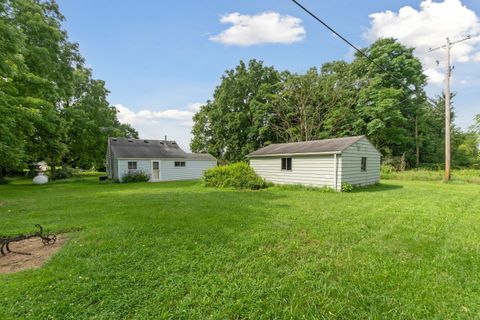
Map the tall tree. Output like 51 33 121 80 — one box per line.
472 114 480 133
351 38 428 164
271 68 326 142
63 68 138 169
191 60 281 162
0 0 139 174
0 0 30 175
1 0 78 169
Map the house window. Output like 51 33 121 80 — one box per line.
281 158 292 171
361 157 367 172
174 161 186 167
128 161 137 170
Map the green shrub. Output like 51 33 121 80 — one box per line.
50 167 74 180
341 182 353 192
380 164 396 174
203 162 268 190
0 177 9 185
122 171 150 183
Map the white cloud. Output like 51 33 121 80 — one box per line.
210 12 305 46
186 102 203 112
364 0 480 84
114 103 205 152
424 68 444 84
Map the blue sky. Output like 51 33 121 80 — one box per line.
57 0 480 150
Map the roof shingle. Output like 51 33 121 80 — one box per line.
109 138 215 160
247 136 365 157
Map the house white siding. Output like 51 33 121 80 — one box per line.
160 160 217 181
341 138 381 186
116 159 216 182
117 159 152 181
250 154 342 190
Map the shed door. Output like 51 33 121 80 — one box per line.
152 161 160 180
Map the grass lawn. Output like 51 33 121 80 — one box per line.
1 175 480 319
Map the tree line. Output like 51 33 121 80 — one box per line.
191 38 479 169
0 0 137 177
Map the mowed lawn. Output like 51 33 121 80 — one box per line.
1 176 480 319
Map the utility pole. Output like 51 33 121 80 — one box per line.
428 35 471 182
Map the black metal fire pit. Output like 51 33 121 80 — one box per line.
0 224 56 255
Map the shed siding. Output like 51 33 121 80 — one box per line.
250 155 341 189
160 160 216 181
117 159 152 181
341 138 380 186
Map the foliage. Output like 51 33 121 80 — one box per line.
470 114 480 134
380 164 396 175
191 60 281 162
0 0 138 176
191 39 478 168
121 171 150 183
2 177 480 318
341 182 354 192
49 167 74 180
203 162 268 190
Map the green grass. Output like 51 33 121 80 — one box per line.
1 175 480 319
382 168 480 184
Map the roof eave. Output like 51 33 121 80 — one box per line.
246 151 342 158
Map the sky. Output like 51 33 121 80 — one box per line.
57 0 480 151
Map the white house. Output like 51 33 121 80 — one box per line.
106 137 217 182
247 136 381 191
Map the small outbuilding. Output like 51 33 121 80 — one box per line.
247 135 381 191
106 137 216 182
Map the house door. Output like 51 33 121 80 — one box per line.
152 161 160 180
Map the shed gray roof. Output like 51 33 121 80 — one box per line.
109 137 216 160
247 136 366 157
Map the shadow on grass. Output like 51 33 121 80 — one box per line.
352 182 403 193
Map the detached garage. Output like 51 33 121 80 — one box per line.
247 136 381 191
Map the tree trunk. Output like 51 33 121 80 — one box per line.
415 114 420 167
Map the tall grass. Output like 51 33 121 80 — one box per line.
382 168 480 183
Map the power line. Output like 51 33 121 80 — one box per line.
290 0 434 105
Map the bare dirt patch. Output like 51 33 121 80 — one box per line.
0 235 67 274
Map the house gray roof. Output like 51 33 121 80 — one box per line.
247 136 366 157
109 137 216 160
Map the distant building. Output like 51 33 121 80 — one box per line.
106 137 216 182
247 136 381 191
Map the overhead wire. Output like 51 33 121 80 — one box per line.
290 0 437 107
